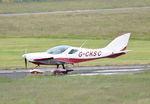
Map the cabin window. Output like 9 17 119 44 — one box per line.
68 49 78 54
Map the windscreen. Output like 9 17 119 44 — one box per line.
47 45 71 54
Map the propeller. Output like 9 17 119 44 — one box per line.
24 57 27 69
24 48 28 69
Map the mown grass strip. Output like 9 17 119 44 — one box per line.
0 8 150 40
0 72 150 104
0 0 150 13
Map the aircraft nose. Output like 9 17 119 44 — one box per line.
22 54 29 60
22 52 51 62
22 54 32 61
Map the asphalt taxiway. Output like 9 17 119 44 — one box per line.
0 64 150 78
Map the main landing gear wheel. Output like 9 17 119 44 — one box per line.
51 69 74 75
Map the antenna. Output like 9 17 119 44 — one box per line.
80 40 87 48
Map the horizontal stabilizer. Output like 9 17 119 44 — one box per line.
106 50 131 58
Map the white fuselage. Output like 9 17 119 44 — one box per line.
23 47 113 65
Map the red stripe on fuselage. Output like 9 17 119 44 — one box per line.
55 57 100 64
120 46 127 51
106 53 125 58
56 52 126 63
31 53 126 65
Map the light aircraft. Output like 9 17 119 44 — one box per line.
22 33 131 74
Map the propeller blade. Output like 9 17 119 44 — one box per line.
25 57 27 69
24 48 28 69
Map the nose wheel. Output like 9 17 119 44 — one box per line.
29 65 43 75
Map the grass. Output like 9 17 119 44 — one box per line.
0 0 150 14
0 38 149 69
0 1 150 104
0 8 150 40
0 72 150 104
0 1 149 104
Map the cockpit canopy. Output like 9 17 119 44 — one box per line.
47 45 71 54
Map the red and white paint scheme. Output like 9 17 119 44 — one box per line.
23 33 131 74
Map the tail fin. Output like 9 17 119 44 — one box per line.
104 33 131 51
